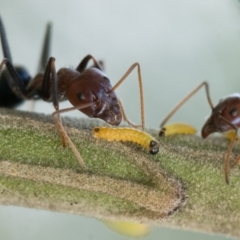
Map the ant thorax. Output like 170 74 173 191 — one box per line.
219 93 240 103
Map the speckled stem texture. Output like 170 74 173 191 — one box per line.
0 108 239 238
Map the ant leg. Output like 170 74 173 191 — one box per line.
0 16 12 62
41 58 96 169
41 57 66 146
52 102 95 169
218 115 238 184
38 22 52 73
231 155 240 169
118 99 142 129
109 63 145 131
27 22 52 112
27 23 52 99
229 132 240 169
160 81 214 128
76 55 103 72
52 110 86 169
0 58 29 98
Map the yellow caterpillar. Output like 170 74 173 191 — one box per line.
159 123 197 137
93 127 159 154
224 130 240 142
102 220 151 238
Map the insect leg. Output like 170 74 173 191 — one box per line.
26 22 53 111
231 155 240 169
0 58 29 98
41 58 95 169
52 102 96 169
118 99 142 129
41 57 66 146
160 81 213 128
109 63 145 131
218 115 238 184
25 23 53 100
76 54 103 72
0 16 12 62
38 22 52 73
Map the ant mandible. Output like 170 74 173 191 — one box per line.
159 81 240 184
0 43 145 169
0 16 52 108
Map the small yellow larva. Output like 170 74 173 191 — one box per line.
102 220 151 238
159 123 197 137
93 127 159 154
224 130 239 142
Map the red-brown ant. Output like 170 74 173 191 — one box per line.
0 16 52 107
0 44 145 169
159 81 240 184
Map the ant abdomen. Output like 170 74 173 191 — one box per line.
0 66 31 107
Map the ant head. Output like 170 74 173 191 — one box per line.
202 94 240 138
66 68 122 125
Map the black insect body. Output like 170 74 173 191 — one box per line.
0 16 52 107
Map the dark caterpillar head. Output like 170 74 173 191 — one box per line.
149 140 159 154
94 127 100 133
159 127 166 137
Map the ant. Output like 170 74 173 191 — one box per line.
0 29 145 169
0 16 52 108
159 81 240 184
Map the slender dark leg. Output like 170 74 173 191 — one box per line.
109 63 145 131
76 55 103 72
38 22 52 73
27 22 52 110
0 58 29 98
160 81 213 128
41 57 65 144
41 57 64 147
118 100 142 129
41 57 58 106
0 16 12 62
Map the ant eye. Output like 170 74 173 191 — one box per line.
103 76 110 83
230 108 238 117
77 93 85 100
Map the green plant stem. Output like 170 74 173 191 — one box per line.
0 108 239 238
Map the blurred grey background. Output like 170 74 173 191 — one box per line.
1 0 240 239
